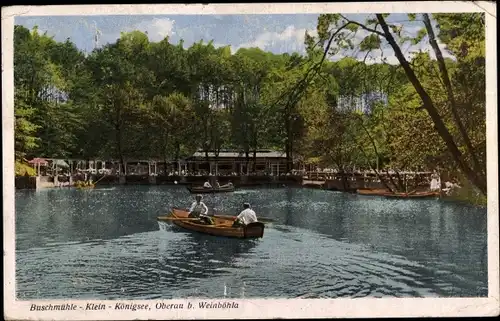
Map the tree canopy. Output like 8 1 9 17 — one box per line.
13 13 486 196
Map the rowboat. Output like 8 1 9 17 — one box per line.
157 208 265 239
186 185 235 194
74 181 95 189
76 185 95 190
357 189 392 196
383 191 440 199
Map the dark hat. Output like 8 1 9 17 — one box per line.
196 194 203 198
243 202 250 208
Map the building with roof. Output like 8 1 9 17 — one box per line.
185 149 288 175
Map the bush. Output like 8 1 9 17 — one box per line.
15 161 36 177
447 174 487 207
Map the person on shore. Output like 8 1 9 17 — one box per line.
203 181 212 188
430 170 441 192
232 203 258 227
188 194 209 218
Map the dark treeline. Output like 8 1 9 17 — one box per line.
14 13 486 198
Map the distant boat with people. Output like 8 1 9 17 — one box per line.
187 182 235 194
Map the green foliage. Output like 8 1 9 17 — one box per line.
13 13 487 202
15 160 37 176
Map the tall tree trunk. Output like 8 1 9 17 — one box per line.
376 14 486 196
245 149 250 175
163 155 168 177
116 126 124 175
422 14 483 178
253 149 257 173
175 141 181 173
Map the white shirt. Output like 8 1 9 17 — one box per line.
236 208 258 225
189 201 208 215
203 182 212 188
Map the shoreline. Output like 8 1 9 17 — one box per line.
15 175 486 207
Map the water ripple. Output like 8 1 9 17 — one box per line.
15 186 488 299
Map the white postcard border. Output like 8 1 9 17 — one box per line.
2 2 498 320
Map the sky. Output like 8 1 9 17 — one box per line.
15 13 454 65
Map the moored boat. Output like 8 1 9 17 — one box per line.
74 180 95 189
76 185 95 189
383 191 440 199
157 208 265 239
186 185 235 194
356 189 392 196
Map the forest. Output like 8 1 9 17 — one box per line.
13 13 486 201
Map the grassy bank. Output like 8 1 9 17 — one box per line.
445 176 487 207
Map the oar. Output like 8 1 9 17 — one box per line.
93 174 107 185
157 216 200 221
171 207 275 223
157 215 233 227
212 214 275 223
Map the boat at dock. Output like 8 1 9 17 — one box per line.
357 189 440 199
157 208 265 239
383 191 440 199
186 185 235 194
74 181 95 189
357 189 392 196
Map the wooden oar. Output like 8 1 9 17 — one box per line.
213 214 275 223
171 207 275 223
157 215 234 227
157 216 200 221
93 174 108 185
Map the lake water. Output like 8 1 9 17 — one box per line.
15 185 488 299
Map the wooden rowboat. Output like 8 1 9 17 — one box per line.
75 184 95 190
383 191 440 199
157 208 265 239
356 189 392 196
357 189 439 199
186 185 235 194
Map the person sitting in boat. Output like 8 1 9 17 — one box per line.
221 181 233 188
232 203 258 227
189 194 209 218
215 181 220 188
188 195 214 225
203 181 212 188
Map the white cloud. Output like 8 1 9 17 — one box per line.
133 18 176 42
100 18 176 45
233 25 317 54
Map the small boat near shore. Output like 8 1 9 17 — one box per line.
157 208 265 239
357 189 440 199
357 189 392 196
186 185 235 194
74 181 95 189
383 191 440 199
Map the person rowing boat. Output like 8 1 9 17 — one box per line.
188 194 214 225
203 181 212 188
232 202 258 227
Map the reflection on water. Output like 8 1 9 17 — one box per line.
15 186 487 299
